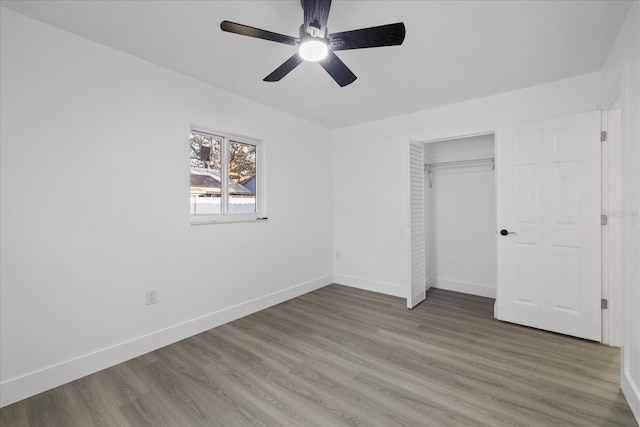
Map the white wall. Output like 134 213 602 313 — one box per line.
424 135 496 298
0 9 333 407
600 1 640 421
333 72 600 298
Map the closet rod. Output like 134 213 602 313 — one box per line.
424 157 494 188
425 157 495 169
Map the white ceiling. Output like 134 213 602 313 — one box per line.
0 0 632 129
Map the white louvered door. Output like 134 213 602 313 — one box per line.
495 112 601 341
408 141 426 309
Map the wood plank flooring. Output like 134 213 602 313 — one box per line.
1 285 637 426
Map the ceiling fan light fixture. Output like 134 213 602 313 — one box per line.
299 37 328 62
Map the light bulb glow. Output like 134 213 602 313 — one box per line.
299 38 328 62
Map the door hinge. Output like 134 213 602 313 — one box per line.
601 214 608 225
601 298 608 310
601 131 608 142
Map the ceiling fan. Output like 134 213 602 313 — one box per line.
220 0 405 87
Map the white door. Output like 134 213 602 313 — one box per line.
408 141 426 308
495 112 601 341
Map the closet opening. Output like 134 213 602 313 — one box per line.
423 133 497 299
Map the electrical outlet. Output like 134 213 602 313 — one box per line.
146 289 158 305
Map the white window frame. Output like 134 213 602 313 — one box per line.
190 126 266 225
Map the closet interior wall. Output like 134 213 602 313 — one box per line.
424 134 497 298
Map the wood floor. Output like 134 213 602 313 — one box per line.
1 285 637 427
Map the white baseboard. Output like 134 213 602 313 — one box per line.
0 275 332 408
333 274 406 298
429 277 496 298
622 370 640 424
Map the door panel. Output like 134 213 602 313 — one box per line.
515 243 538 305
496 112 601 341
408 141 426 309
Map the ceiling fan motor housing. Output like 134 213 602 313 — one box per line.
303 21 325 38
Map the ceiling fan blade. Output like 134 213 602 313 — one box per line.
220 21 299 46
263 54 305 82
319 50 356 87
301 0 332 37
329 22 406 51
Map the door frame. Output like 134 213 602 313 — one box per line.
408 131 496 309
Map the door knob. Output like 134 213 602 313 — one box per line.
500 229 517 236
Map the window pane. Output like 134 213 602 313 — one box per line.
190 131 223 215
228 140 256 214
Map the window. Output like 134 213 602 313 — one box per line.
190 128 264 223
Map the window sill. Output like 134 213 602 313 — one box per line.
190 217 268 225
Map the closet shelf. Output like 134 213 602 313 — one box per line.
424 157 494 188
